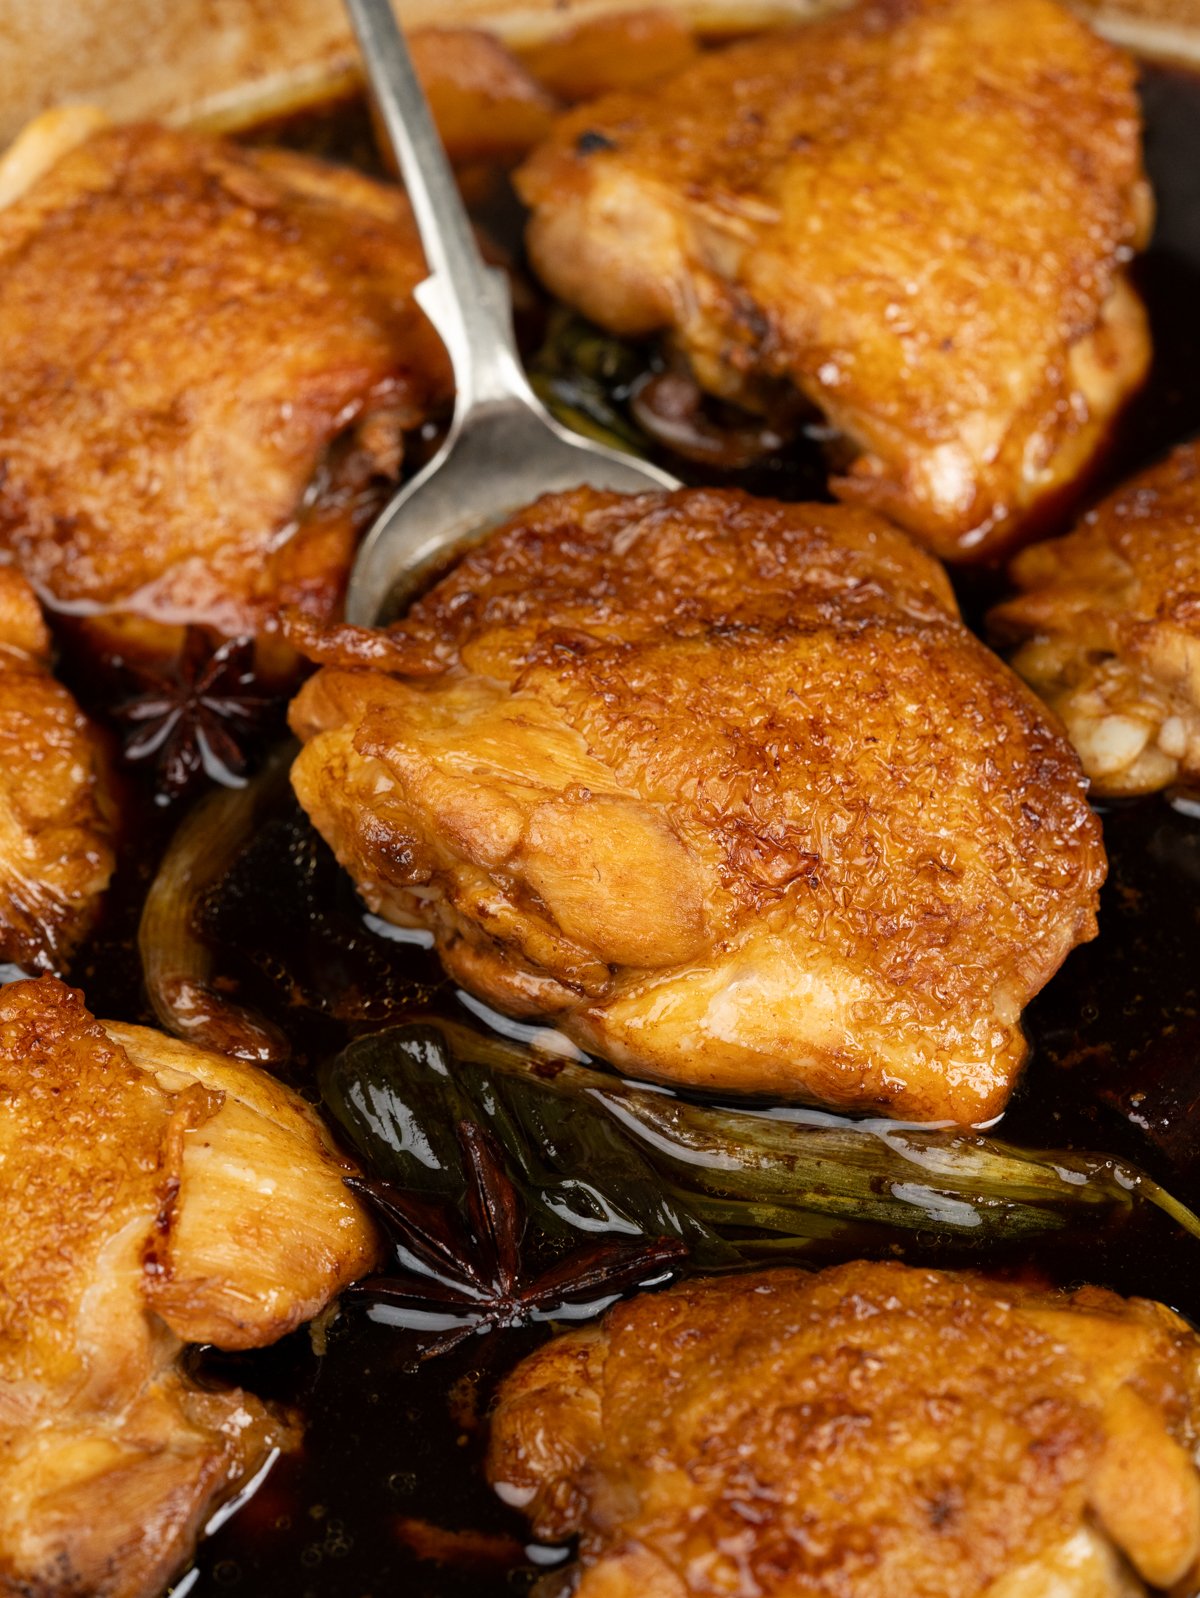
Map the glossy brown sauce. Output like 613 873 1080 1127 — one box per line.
62 62 1200 1598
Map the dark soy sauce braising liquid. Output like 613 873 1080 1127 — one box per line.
106 64 1200 1598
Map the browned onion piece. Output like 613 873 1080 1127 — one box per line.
139 746 293 1063
629 368 789 468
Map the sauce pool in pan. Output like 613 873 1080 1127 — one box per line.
67 61 1200 1598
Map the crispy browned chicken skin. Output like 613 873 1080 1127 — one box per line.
991 441 1200 795
289 487 1104 1123
0 977 381 1598
489 1262 1200 1598
516 0 1152 560
0 568 114 970
0 109 449 672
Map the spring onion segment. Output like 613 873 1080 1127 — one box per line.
322 1019 1200 1267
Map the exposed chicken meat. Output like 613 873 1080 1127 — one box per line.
0 109 450 674
0 567 114 971
488 1261 1200 1598
288 487 1104 1124
516 0 1152 560
0 976 381 1598
991 440 1200 795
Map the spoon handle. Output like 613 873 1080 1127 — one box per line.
343 0 534 411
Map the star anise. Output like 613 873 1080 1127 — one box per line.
112 628 280 803
346 1119 688 1358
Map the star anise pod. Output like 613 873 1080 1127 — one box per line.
112 628 280 803
346 1119 688 1358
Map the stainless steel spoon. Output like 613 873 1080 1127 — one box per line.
341 0 678 627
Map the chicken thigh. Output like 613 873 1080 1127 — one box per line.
990 441 1200 795
0 567 114 971
0 976 381 1598
0 108 450 674
488 1261 1200 1598
516 0 1151 560
289 487 1104 1123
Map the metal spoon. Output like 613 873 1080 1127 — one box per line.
341 0 678 627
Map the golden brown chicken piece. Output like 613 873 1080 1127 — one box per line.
288 487 1104 1123
489 1262 1200 1598
0 976 381 1598
516 0 1152 561
0 567 115 971
990 441 1200 796
0 107 450 674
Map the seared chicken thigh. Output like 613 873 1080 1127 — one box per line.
488 1262 1200 1598
0 568 114 970
991 441 1200 794
0 109 449 672
0 977 380 1598
516 0 1151 560
289 488 1104 1123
